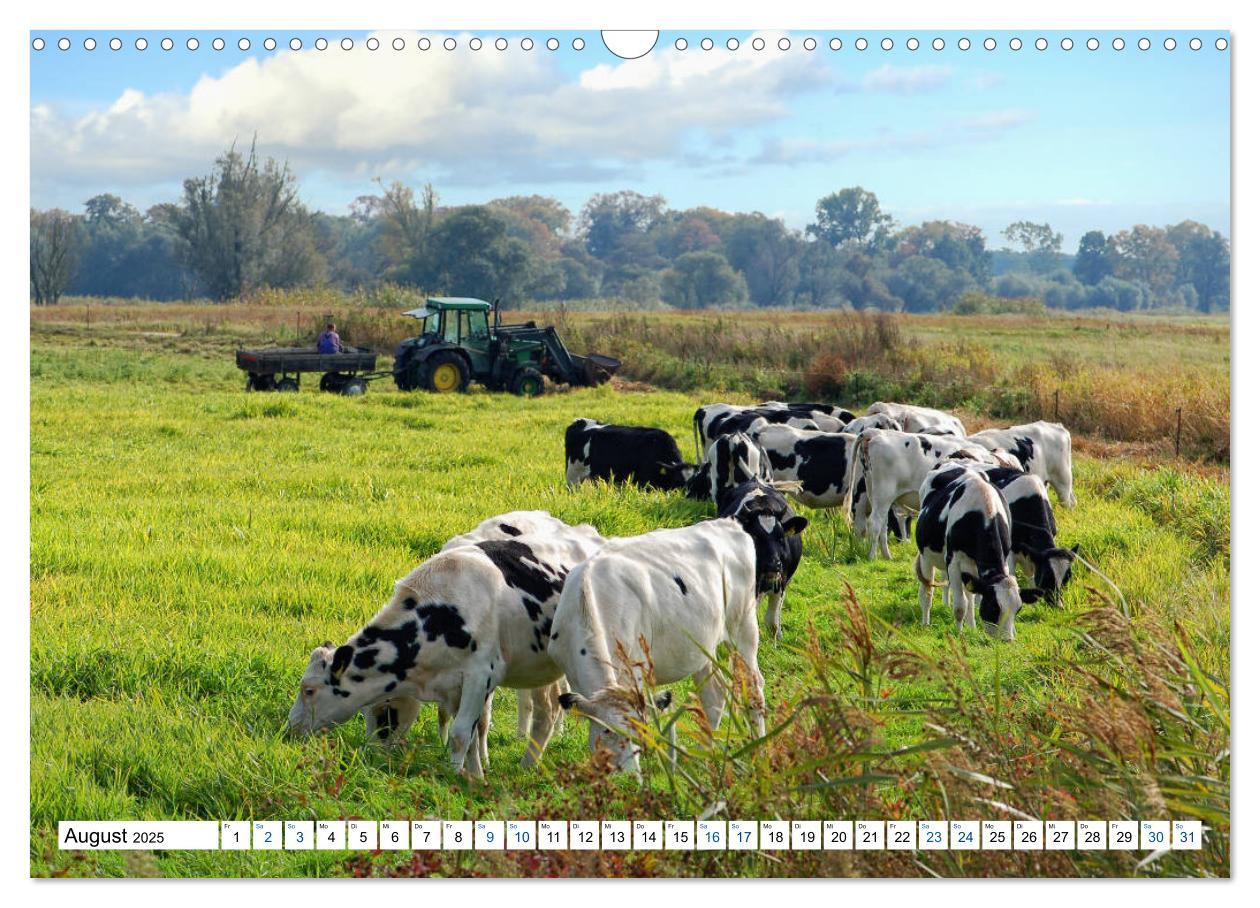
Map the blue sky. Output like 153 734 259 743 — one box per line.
29 29 1230 248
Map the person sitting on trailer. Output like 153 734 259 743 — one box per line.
317 322 343 354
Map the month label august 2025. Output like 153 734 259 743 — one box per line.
57 819 1204 852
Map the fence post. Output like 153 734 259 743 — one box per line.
1175 407 1183 459
1053 388 1060 422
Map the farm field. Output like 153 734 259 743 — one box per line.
30 307 1230 878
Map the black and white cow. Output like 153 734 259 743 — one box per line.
715 480 806 640
842 412 902 435
914 467 1043 640
288 528 603 777
967 421 1076 507
848 430 1014 559
867 402 966 437
921 464 1077 603
550 510 806 773
686 432 775 502
362 511 602 752
744 422 860 511
566 419 696 491
692 402 854 459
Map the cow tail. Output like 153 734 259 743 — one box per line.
839 434 866 525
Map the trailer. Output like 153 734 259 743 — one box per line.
235 347 380 395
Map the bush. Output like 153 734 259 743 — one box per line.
951 290 1046 316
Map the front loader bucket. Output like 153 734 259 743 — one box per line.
572 353 621 386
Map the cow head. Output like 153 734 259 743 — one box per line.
683 461 713 500
559 688 673 774
727 489 808 594
1032 544 1078 605
287 640 400 735
655 460 698 491
963 570 1043 642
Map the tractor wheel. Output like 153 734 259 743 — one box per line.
276 378 300 393
508 365 545 398
424 352 470 393
341 377 368 397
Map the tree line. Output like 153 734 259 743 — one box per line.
30 144 1230 313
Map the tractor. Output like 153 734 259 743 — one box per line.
391 297 620 396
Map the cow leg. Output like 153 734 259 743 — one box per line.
916 557 934 627
448 658 505 778
730 607 767 738
764 590 785 642
436 705 452 744
521 683 563 768
516 690 533 738
693 664 727 731
477 704 491 771
866 506 887 560
947 562 969 634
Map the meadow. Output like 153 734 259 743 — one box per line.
30 303 1230 878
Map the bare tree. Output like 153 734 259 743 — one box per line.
30 208 80 304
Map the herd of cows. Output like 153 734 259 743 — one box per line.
288 399 1081 776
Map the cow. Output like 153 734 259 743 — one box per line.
967 421 1077 507
361 511 602 752
566 419 696 491
842 412 902 435
692 402 854 459
686 431 775 502
715 480 806 640
744 421 860 511
914 467 1043 640
288 529 603 778
867 402 966 437
550 510 807 773
847 430 1013 559
921 463 1077 604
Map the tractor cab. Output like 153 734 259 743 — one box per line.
391 295 619 396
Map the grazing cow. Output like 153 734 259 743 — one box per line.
967 421 1077 506
362 511 601 751
715 480 806 640
848 430 1011 559
745 422 860 511
842 412 902 435
551 512 807 773
566 419 696 491
686 432 775 501
914 468 1043 640
693 402 854 459
922 463 1077 603
289 530 603 777
867 402 966 437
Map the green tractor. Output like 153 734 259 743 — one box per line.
391 297 621 396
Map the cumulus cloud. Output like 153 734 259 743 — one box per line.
31 30 834 197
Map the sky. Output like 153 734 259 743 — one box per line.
29 29 1231 249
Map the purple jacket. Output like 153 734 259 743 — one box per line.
317 330 342 354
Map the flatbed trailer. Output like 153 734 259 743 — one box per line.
235 347 383 395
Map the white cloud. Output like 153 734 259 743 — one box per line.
859 64 953 94
31 30 833 199
752 108 1035 166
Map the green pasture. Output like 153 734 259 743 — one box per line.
30 341 1229 877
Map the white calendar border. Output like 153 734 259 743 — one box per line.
9 0 1247 905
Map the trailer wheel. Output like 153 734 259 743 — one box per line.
247 373 276 392
319 372 347 393
341 377 368 396
276 378 300 393
509 365 545 398
424 351 470 393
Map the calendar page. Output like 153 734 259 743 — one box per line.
26 11 1231 883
